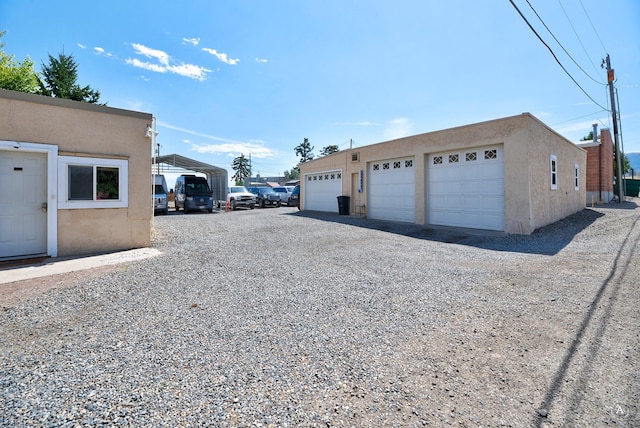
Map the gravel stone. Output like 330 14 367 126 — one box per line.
1 200 639 427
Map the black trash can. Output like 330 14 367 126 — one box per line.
337 196 350 215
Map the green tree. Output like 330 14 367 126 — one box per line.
580 131 594 141
320 144 339 156
0 31 41 93
284 168 300 181
39 52 101 103
614 152 631 177
231 154 251 184
294 137 314 171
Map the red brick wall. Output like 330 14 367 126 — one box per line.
585 129 613 194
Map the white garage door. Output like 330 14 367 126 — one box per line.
304 170 342 212
428 146 504 231
368 157 415 223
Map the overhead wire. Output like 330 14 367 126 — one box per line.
555 0 606 81
525 0 605 84
549 109 608 127
508 0 609 111
578 0 607 53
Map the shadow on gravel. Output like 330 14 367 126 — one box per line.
592 199 638 210
290 208 605 255
533 211 640 426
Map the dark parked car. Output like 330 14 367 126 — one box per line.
289 185 300 209
247 187 281 208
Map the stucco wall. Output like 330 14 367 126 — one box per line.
524 115 586 232
300 113 586 235
0 89 152 257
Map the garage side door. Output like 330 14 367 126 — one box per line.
428 147 504 231
304 170 342 212
368 157 415 223
0 151 48 257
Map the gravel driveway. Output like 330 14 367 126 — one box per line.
1 201 639 427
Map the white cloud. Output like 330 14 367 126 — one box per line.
159 121 239 143
256 58 268 63
555 117 610 136
182 37 200 46
131 43 170 65
77 43 86 49
126 58 167 74
127 43 211 81
191 142 276 159
383 117 414 140
168 63 211 81
157 121 277 158
202 48 239 65
92 46 115 58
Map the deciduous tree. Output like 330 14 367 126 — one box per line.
0 32 40 94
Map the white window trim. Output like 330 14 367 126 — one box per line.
550 154 558 190
58 155 128 209
574 162 580 191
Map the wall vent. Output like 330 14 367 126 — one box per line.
351 152 360 162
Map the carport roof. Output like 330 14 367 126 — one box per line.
154 154 227 177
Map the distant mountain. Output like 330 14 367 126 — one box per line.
627 153 640 174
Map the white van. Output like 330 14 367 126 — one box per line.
153 174 169 215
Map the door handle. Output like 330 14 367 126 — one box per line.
41 202 48 213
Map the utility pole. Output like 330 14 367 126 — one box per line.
605 54 624 202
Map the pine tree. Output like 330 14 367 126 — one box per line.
39 52 101 103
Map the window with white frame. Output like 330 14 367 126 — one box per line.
58 156 128 209
574 163 579 190
550 154 558 190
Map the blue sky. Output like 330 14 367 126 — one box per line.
2 0 639 181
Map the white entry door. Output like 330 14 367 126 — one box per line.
0 151 48 257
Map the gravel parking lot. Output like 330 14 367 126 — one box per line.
1 201 639 427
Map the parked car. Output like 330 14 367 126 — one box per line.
247 186 281 208
271 186 292 204
174 174 213 213
227 186 256 210
289 185 300 209
153 174 169 215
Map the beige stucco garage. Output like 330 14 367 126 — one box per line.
0 89 153 259
299 113 587 235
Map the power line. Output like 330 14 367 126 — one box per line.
525 0 604 85
549 109 608 126
508 0 609 111
578 0 607 53
555 0 606 82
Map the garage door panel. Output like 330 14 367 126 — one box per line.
427 146 504 231
305 171 342 212
369 157 415 223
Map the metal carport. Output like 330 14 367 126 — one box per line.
154 154 228 203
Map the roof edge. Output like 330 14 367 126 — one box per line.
0 89 152 121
